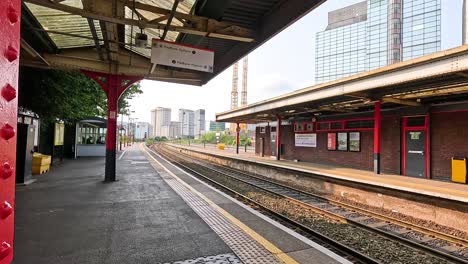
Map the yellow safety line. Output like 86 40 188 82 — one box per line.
141 144 299 264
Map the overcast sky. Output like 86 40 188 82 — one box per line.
128 0 462 127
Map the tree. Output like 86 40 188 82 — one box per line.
19 68 142 124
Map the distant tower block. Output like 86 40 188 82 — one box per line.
231 62 239 110
241 56 248 107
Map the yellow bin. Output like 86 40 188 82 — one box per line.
217 143 225 150
451 157 467 184
32 153 51 166
32 153 51 175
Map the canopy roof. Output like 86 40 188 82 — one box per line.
216 45 468 124
20 0 325 85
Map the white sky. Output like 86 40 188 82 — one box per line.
128 0 462 128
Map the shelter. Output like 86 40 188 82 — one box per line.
1 1 327 262
217 45 468 181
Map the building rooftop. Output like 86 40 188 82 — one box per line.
326 1 367 30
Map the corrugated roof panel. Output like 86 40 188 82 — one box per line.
124 0 196 58
26 0 104 49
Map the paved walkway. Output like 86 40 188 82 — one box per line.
14 144 346 264
14 146 232 263
169 143 468 203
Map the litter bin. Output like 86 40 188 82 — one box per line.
32 153 51 175
451 157 467 184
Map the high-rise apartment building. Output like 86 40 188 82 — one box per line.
150 107 171 137
315 0 441 84
134 122 151 140
194 109 206 139
169 121 181 138
179 109 194 137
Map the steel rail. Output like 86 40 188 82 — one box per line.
214 162 468 247
151 145 379 264
159 145 468 264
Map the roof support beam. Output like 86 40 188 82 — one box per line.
161 0 179 40
87 19 105 61
24 0 255 42
27 53 202 85
382 97 422 106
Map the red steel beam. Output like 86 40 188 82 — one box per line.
0 1 21 263
81 70 142 181
374 101 382 174
276 116 282 161
236 123 240 154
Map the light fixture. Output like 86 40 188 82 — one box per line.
135 29 148 48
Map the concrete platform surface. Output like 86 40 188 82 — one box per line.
13 144 347 264
169 143 468 203
14 146 232 264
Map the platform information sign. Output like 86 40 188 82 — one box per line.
151 39 214 73
54 123 65 146
295 133 317 148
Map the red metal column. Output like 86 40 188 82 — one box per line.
82 71 141 182
105 76 119 181
374 101 382 174
276 116 282 161
0 1 21 263
236 123 240 154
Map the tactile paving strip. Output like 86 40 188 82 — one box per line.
162 253 242 264
160 174 283 264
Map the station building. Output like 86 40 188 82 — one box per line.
217 46 468 182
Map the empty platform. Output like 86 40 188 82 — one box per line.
168 143 468 203
13 144 346 264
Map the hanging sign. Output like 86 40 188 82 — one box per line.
295 133 317 147
151 39 214 73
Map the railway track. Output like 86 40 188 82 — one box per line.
152 144 468 264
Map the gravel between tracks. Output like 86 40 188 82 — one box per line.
175 159 450 264
245 170 468 240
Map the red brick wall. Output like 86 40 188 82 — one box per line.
253 111 467 180
280 125 374 170
431 111 468 180
381 116 401 174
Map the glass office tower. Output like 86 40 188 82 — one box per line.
315 0 441 84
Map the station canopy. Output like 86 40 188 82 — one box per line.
216 45 468 124
20 0 325 86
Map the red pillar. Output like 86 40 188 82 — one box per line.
82 71 141 181
276 116 282 161
374 101 382 174
236 123 240 154
0 1 21 263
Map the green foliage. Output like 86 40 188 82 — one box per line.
145 138 155 146
154 136 168 142
199 131 252 146
19 68 142 125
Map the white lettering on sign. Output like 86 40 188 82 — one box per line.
151 39 214 73
295 133 317 148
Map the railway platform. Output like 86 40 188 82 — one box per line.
13 144 347 264
168 143 468 203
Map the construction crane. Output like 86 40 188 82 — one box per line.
241 56 248 107
231 62 239 110
229 56 249 132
